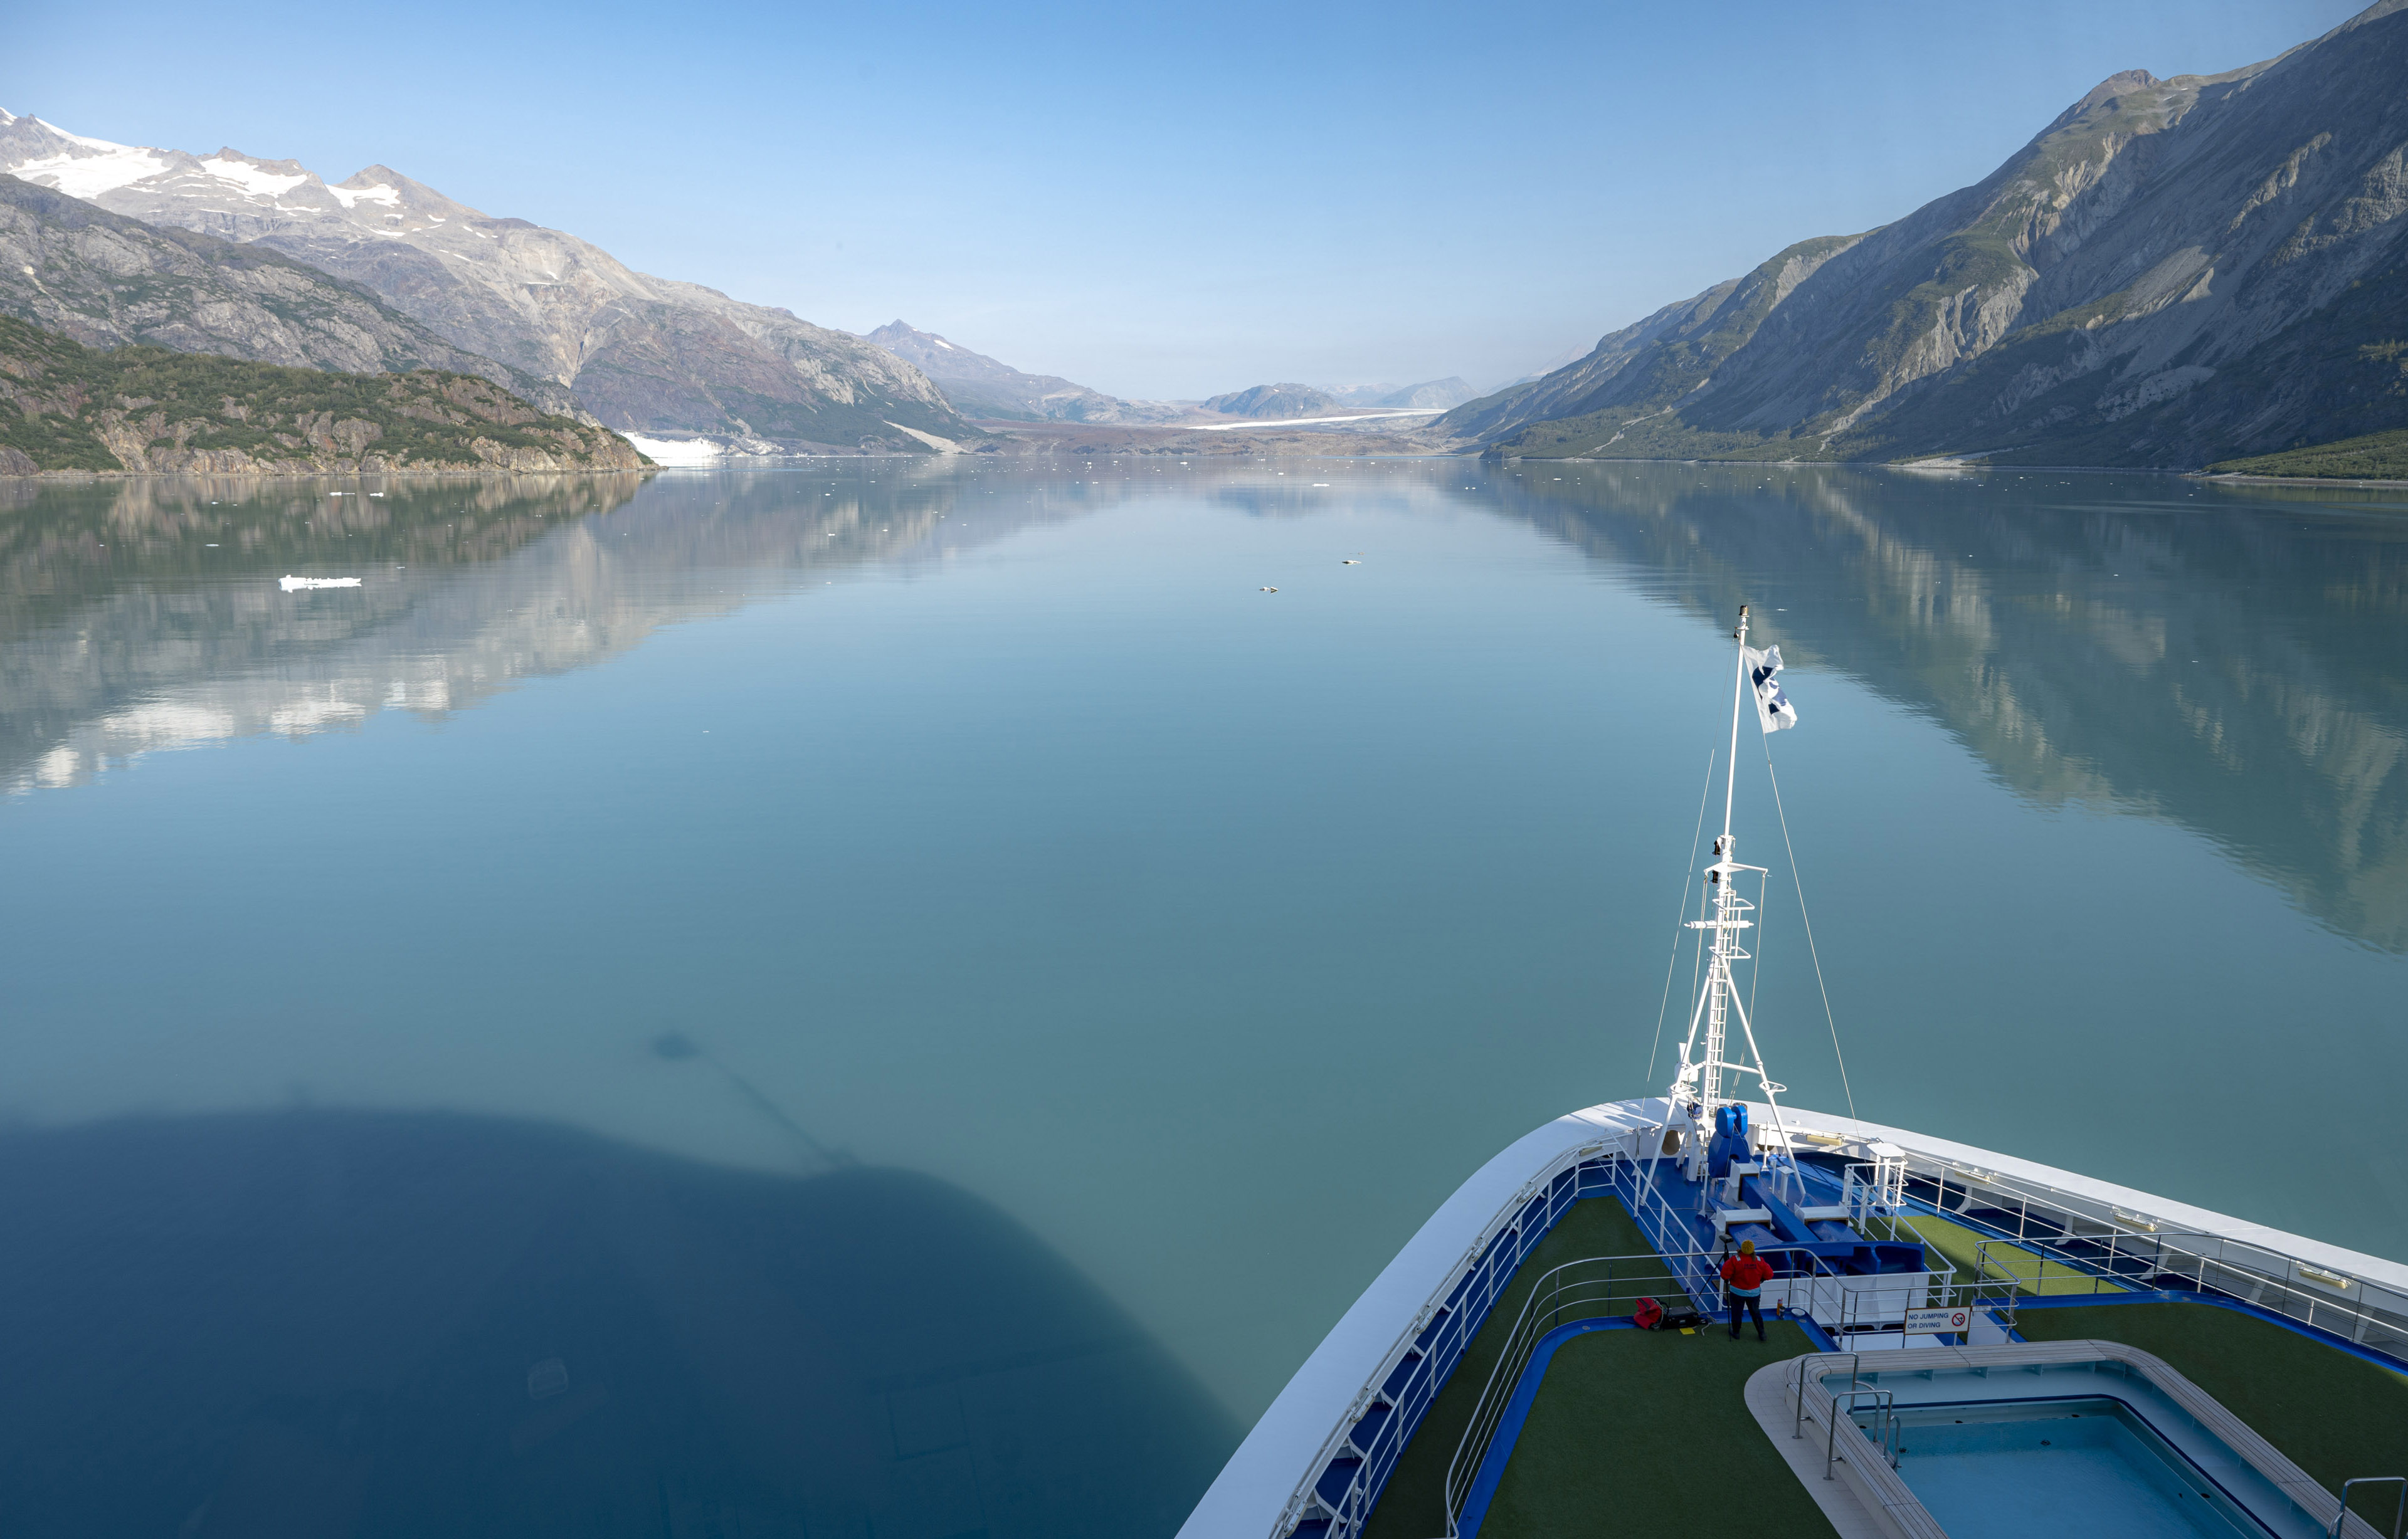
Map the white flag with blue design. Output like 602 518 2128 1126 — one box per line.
1745 645 1798 732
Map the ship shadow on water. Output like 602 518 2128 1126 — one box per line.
0 1110 1236 1539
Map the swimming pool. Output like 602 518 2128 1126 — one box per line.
1884 1394 2303 1539
1795 1344 2348 1539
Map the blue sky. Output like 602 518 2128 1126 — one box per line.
4 0 2367 399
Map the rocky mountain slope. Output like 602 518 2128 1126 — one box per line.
1201 382 1341 419
862 320 1191 424
0 112 975 453
0 315 647 475
0 175 576 413
1434 0 2408 467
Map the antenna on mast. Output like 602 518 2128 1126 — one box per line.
1721 605 1748 845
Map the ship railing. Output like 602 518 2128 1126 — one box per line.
1774 1264 1963 1335
1272 1143 1637 1539
1439 1242 1888 1538
1607 1155 1727 1308
1841 1157 1908 1229
1884 1155 2408 1360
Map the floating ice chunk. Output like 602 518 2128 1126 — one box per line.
280 575 362 591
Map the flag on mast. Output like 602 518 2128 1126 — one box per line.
1745 645 1798 732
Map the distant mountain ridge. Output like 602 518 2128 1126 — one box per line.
0 112 976 453
1202 382 1341 419
1434 0 2408 467
861 321 1191 424
1326 378 1476 409
860 325 1475 425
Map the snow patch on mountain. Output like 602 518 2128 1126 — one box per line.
198 155 309 199
6 118 171 200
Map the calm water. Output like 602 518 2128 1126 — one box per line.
1 460 2403 1535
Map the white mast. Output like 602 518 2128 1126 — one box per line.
1668 605 1794 1186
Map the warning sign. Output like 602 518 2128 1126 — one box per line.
1904 1306 1973 1335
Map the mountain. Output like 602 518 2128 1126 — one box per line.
1486 345 1592 394
865 320 1107 421
856 330 1471 423
1434 0 2408 468
860 320 1198 424
0 315 647 475
1326 378 1477 409
0 112 976 453
1202 382 1341 419
0 175 578 413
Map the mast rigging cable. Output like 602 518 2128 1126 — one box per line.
1646 750 1716 1086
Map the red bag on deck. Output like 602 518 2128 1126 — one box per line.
1632 1296 1665 1330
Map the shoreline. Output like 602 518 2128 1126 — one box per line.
2192 470 2408 489
1484 452 2408 488
0 465 658 483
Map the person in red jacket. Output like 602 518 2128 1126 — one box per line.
1721 1239 1775 1340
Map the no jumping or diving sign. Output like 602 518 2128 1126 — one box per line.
1903 1306 1973 1334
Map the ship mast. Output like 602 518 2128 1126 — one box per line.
1668 605 1795 1188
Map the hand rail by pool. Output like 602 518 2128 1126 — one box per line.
2333 1476 2407 1539
1795 1350 1857 1439
1825 1386 1898 1479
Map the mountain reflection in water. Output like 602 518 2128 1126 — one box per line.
0 468 1094 796
1488 464 2408 952
0 1110 1233 1538
13 463 2396 951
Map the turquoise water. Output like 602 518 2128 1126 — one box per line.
1 459 2404 1533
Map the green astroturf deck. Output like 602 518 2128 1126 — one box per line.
1361 1195 1657 1539
1897 1212 2125 1296
1476 1321 1837 1539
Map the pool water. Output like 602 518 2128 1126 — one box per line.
1888 1399 2273 1539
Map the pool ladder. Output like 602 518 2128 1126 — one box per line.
1825 1389 1900 1479
1793 1355 1901 1481
2332 1476 2406 1539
